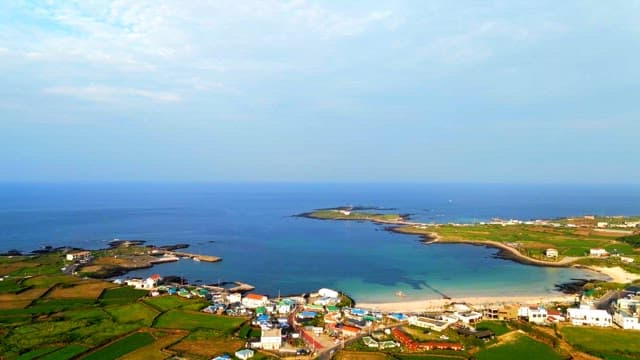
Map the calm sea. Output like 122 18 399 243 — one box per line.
1 182 639 302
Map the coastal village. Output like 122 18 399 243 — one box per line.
1 211 640 360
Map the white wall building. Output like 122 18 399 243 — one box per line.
227 293 242 304
242 293 269 309
260 328 282 350
518 306 548 324
454 311 483 324
614 311 640 330
590 248 609 257
318 288 339 299
567 307 612 327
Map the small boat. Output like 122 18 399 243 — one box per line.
193 257 201 262
395 291 406 297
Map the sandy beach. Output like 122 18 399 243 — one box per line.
583 266 640 284
357 293 578 313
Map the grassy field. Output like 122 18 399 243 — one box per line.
99 286 148 305
153 310 245 333
119 330 187 360
561 326 640 359
105 302 159 326
144 295 208 311
475 321 511 336
15 347 60 360
475 334 564 360
170 329 245 359
396 223 639 261
47 280 117 300
81 332 155 360
334 351 390 360
39 344 89 360
307 209 405 222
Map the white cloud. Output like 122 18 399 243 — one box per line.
44 85 181 103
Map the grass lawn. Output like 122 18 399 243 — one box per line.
105 302 159 326
153 310 244 333
22 275 78 288
119 330 187 360
334 351 391 360
170 330 244 359
475 334 563 360
81 332 155 360
475 320 511 336
15 347 60 360
99 286 148 305
144 295 207 312
47 280 116 300
39 344 89 360
394 356 466 360
561 326 640 359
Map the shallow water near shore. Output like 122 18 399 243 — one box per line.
1 182 638 302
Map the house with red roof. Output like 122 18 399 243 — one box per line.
242 293 269 309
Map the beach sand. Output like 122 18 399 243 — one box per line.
586 266 640 284
357 293 577 313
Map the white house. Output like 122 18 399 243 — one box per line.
621 257 635 264
545 248 559 258
590 248 609 257
66 251 91 261
227 293 242 304
567 306 612 327
454 311 483 324
144 274 162 289
518 306 548 324
318 288 339 299
408 316 451 332
242 293 269 309
125 278 145 289
613 311 640 330
235 349 255 360
260 328 282 350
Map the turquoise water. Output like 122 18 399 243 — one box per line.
1 182 636 302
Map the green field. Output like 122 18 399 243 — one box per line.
39 344 89 360
144 295 207 312
105 302 159 326
475 321 511 336
475 334 563 360
307 209 405 222
153 310 244 333
81 332 155 360
561 326 640 359
15 347 60 360
99 286 148 305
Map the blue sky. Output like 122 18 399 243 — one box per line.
1 1 639 182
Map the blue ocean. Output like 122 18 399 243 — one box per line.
1 182 639 302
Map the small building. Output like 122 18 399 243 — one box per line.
621 256 635 264
408 316 451 332
125 278 145 289
590 248 609 257
614 311 640 330
66 251 91 261
235 349 254 360
318 288 340 299
243 293 269 309
545 248 559 258
341 325 360 337
144 274 162 289
454 311 483 324
567 307 612 327
260 328 282 350
457 327 494 340
518 306 548 324
226 293 242 304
